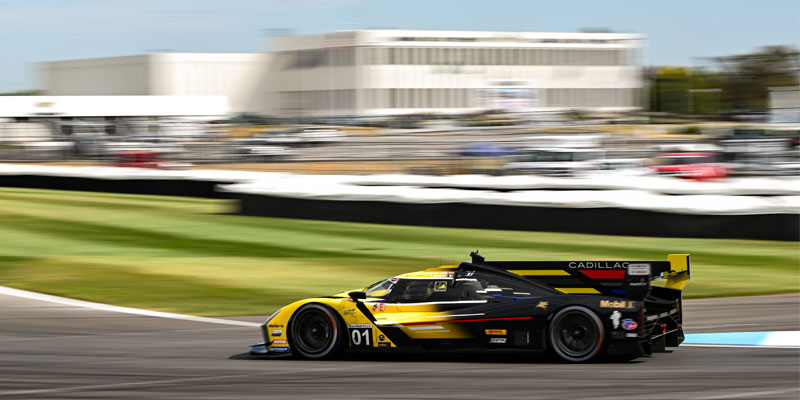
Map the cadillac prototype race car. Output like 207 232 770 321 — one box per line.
249 252 691 362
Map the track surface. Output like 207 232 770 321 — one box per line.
1 293 798 399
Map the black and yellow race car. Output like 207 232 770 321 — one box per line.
249 252 690 362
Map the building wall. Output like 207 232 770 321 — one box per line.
769 86 800 125
43 53 267 113
42 30 646 118
0 96 229 118
148 53 267 113
44 55 150 95
266 30 644 117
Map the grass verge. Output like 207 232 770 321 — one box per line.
0 187 797 316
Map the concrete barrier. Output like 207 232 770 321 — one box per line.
0 174 231 198
233 192 799 241
1 164 796 241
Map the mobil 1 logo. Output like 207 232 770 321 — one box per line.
348 324 373 348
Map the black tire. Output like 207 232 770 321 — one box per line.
549 306 605 362
288 304 345 359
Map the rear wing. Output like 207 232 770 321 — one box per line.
464 252 690 299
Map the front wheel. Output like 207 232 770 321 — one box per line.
288 304 344 359
549 306 605 362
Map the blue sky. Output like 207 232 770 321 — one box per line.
0 0 797 92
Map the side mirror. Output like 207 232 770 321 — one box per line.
348 291 367 301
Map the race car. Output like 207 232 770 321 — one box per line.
249 252 690 362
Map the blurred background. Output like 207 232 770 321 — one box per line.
0 1 796 177
0 0 797 315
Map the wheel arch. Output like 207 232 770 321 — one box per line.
547 304 608 362
286 302 348 359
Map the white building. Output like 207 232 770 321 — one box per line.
769 86 800 126
0 95 230 141
263 30 645 117
40 30 645 118
42 53 267 113
0 95 229 119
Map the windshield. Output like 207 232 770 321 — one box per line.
365 278 396 298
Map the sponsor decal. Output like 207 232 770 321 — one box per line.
372 304 378 312
627 263 651 276
625 333 639 338
489 337 507 344
343 308 356 312
536 301 548 310
434 281 448 292
610 310 621 329
378 334 386 341
621 319 638 331
269 346 290 352
378 342 391 348
628 282 649 286
569 261 629 269
348 324 373 329
485 329 507 335
268 324 283 328
379 303 385 312
600 300 637 309
271 329 283 337
272 339 287 344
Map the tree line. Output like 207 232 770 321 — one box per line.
647 46 799 116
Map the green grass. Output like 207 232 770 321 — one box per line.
0 187 797 316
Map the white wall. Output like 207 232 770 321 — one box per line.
42 53 267 113
149 53 268 113
44 55 150 95
0 96 229 118
266 30 644 117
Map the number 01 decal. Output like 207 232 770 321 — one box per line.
349 328 372 347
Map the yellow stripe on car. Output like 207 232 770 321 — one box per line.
508 270 571 276
555 287 601 294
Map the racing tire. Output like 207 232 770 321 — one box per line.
549 306 605 363
288 304 345 359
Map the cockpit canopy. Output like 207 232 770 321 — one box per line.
365 269 558 303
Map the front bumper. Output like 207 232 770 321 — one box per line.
248 342 292 357
249 342 269 355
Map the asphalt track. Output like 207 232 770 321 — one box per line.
0 292 798 399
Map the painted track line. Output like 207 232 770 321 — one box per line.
691 387 800 400
0 286 260 328
684 330 800 348
682 343 800 349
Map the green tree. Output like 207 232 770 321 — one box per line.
648 67 691 114
0 89 43 96
715 46 799 111
688 69 724 116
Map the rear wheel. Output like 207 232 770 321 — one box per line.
549 306 605 362
289 304 344 359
